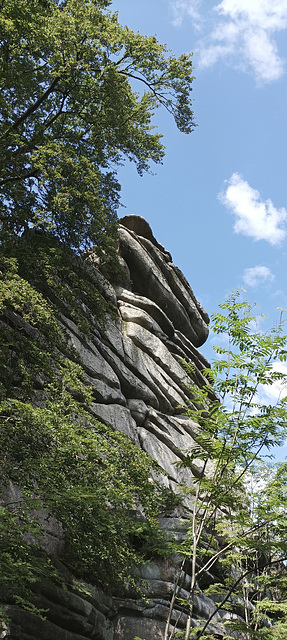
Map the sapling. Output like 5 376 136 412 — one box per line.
164 291 287 640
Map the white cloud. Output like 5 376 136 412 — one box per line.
258 362 287 405
216 0 287 30
170 0 287 84
243 265 275 287
219 173 287 245
170 0 202 27
243 29 284 84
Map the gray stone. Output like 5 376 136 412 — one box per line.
150 411 197 437
2 216 223 640
120 214 172 260
89 330 161 409
114 616 167 640
158 516 189 534
90 403 140 444
118 226 203 346
122 331 187 410
8 595 114 640
193 593 220 620
118 223 209 346
136 561 161 581
35 511 64 555
138 427 198 486
1 483 64 556
66 328 121 389
145 412 202 473
125 322 191 392
127 398 148 426
86 375 126 405
115 287 175 338
119 301 167 341
101 314 125 359
83 252 118 306
174 329 210 371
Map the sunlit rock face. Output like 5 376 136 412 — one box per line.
87 216 211 490
4 217 226 640
118 215 209 349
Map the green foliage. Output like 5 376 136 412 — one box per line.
1 231 116 336
0 251 167 616
0 0 195 251
0 504 59 612
0 398 163 588
164 291 287 640
0 251 64 400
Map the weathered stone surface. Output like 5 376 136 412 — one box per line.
119 301 167 341
66 327 121 389
101 314 126 359
139 234 209 330
35 511 64 555
92 334 161 409
174 329 210 370
2 216 217 640
122 332 188 410
125 321 191 392
166 413 199 439
114 616 167 640
83 253 118 307
86 375 126 405
90 403 140 444
138 425 199 486
120 214 172 259
118 220 209 347
116 287 175 338
143 412 194 458
127 398 148 426
1 483 64 556
7 587 115 640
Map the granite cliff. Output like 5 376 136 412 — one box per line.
1 216 229 640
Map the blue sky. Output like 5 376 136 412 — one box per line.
111 1 287 399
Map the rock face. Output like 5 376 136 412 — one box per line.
3 217 225 639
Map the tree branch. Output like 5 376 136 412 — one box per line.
1 75 61 138
198 556 287 638
0 170 39 186
119 70 170 111
43 91 69 128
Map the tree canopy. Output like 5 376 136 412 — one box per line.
0 0 195 251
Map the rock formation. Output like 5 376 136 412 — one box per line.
2 216 228 640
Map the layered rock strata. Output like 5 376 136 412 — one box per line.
3 216 228 640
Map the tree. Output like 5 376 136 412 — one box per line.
163 291 287 640
0 0 195 251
